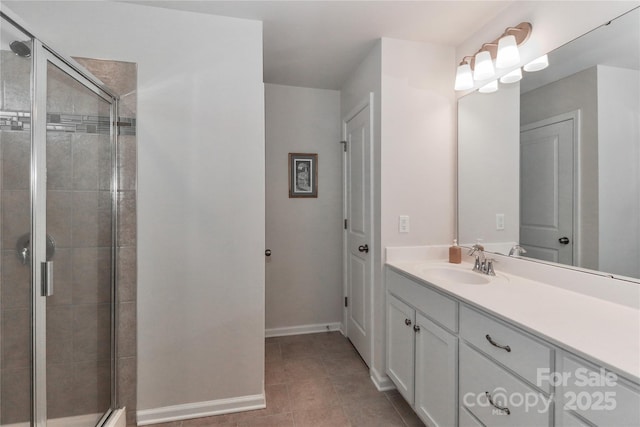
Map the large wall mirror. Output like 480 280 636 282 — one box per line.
458 7 640 280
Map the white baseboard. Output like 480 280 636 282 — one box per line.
136 393 265 426
265 322 343 338
370 367 396 391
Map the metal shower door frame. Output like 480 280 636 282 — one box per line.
25 29 120 427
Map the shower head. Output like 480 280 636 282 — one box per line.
10 40 31 58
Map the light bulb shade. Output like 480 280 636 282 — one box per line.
524 54 549 72
473 51 495 81
479 80 499 93
496 35 520 69
500 67 522 84
454 63 474 91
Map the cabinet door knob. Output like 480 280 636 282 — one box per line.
265 249 272 257
358 244 369 253
413 324 420 332
558 237 570 245
485 334 511 352
404 318 412 326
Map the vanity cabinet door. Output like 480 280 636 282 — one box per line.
555 352 640 427
387 293 416 404
415 313 458 427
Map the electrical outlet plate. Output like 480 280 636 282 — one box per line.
399 215 410 233
496 213 505 230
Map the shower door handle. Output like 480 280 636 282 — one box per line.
41 261 54 297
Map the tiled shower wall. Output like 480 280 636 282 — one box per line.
0 51 137 425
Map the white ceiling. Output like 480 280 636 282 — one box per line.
126 1 513 90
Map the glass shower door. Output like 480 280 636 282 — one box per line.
0 16 34 427
41 53 116 426
2 14 117 426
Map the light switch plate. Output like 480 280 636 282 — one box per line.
496 213 505 230
399 215 410 233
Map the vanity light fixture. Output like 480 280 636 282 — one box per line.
454 22 532 90
479 80 499 93
499 67 523 84
473 50 495 81
524 54 549 72
454 61 474 91
496 35 520 68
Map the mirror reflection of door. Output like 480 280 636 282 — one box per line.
520 116 575 265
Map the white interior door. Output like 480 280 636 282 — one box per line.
520 118 574 264
344 100 372 367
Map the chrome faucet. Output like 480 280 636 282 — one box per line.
509 244 527 257
468 243 485 273
468 243 496 276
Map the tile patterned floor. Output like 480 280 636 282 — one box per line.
147 332 425 427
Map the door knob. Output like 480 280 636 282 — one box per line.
558 237 570 245
358 244 369 253
265 249 272 257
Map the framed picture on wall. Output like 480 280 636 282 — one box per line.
289 153 318 198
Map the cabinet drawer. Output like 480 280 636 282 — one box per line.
459 343 552 427
387 268 458 332
460 305 553 392
556 353 640 426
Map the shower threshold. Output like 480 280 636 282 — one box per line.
3 409 125 427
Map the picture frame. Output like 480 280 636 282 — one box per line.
289 153 318 198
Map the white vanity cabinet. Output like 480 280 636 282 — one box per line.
386 269 459 427
385 264 640 427
554 352 640 427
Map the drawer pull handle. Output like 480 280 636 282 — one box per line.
485 334 511 352
405 319 412 326
485 391 511 415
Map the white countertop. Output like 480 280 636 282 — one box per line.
386 259 640 384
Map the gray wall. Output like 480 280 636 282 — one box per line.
264 83 343 333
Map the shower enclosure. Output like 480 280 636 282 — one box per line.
1 12 119 426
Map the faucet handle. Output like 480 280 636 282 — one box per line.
468 242 485 255
509 244 527 257
485 258 497 276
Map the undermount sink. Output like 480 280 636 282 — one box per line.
419 266 491 285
